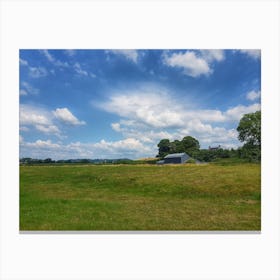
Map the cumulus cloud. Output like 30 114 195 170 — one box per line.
53 108 86 125
163 50 224 78
111 121 173 143
93 138 150 154
20 104 61 136
20 105 51 126
95 87 260 151
35 125 61 134
246 90 261 101
24 139 60 149
20 138 153 160
163 51 211 77
97 89 260 130
107 50 139 63
98 92 184 129
177 119 238 147
200 49 225 62
239 49 261 60
111 123 121 132
225 103 261 121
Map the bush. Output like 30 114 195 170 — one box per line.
186 158 196 164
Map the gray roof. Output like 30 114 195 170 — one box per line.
164 153 187 158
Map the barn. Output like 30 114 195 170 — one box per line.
162 152 190 164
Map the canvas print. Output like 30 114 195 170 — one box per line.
19 49 261 231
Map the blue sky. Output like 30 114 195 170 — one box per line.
19 49 261 160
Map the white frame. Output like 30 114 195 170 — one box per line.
1 1 279 279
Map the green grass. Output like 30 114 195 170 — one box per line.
20 163 261 231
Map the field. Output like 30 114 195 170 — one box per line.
20 162 261 231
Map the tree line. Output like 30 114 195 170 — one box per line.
156 111 261 162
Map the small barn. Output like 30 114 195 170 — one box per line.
162 152 190 164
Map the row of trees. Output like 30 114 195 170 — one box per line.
157 136 200 158
156 111 261 162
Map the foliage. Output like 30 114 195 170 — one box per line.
157 139 171 158
237 111 261 146
194 148 234 162
157 136 200 158
186 158 196 164
237 111 261 162
237 143 261 162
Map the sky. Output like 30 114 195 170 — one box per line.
19 49 261 160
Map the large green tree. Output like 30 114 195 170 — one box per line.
181 136 200 156
237 111 261 146
157 139 171 158
157 136 200 158
237 111 261 161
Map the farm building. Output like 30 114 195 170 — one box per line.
157 153 190 164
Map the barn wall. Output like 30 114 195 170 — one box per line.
182 154 190 163
164 157 181 164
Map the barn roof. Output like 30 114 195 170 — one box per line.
164 153 187 158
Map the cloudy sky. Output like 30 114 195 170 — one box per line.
19 49 261 160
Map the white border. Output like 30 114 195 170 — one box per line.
1 1 279 279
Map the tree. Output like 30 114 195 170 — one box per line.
156 136 200 158
157 139 171 158
170 140 184 153
181 136 200 156
237 111 261 161
237 111 261 146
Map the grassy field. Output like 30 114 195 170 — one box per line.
20 162 261 231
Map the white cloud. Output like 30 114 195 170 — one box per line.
20 105 61 136
35 125 60 134
96 87 261 151
163 50 226 77
73 63 88 76
98 92 184 129
175 119 239 149
246 90 261 101
225 103 261 121
20 81 39 95
93 138 149 153
111 123 121 132
40 50 69 67
183 109 226 122
163 51 211 77
239 49 261 59
107 50 139 63
99 89 261 125
53 108 86 125
25 139 60 149
20 105 51 126
98 89 260 130
200 49 225 62
20 58 28 66
20 138 153 160
29 66 48 78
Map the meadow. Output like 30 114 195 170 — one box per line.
20 162 261 231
